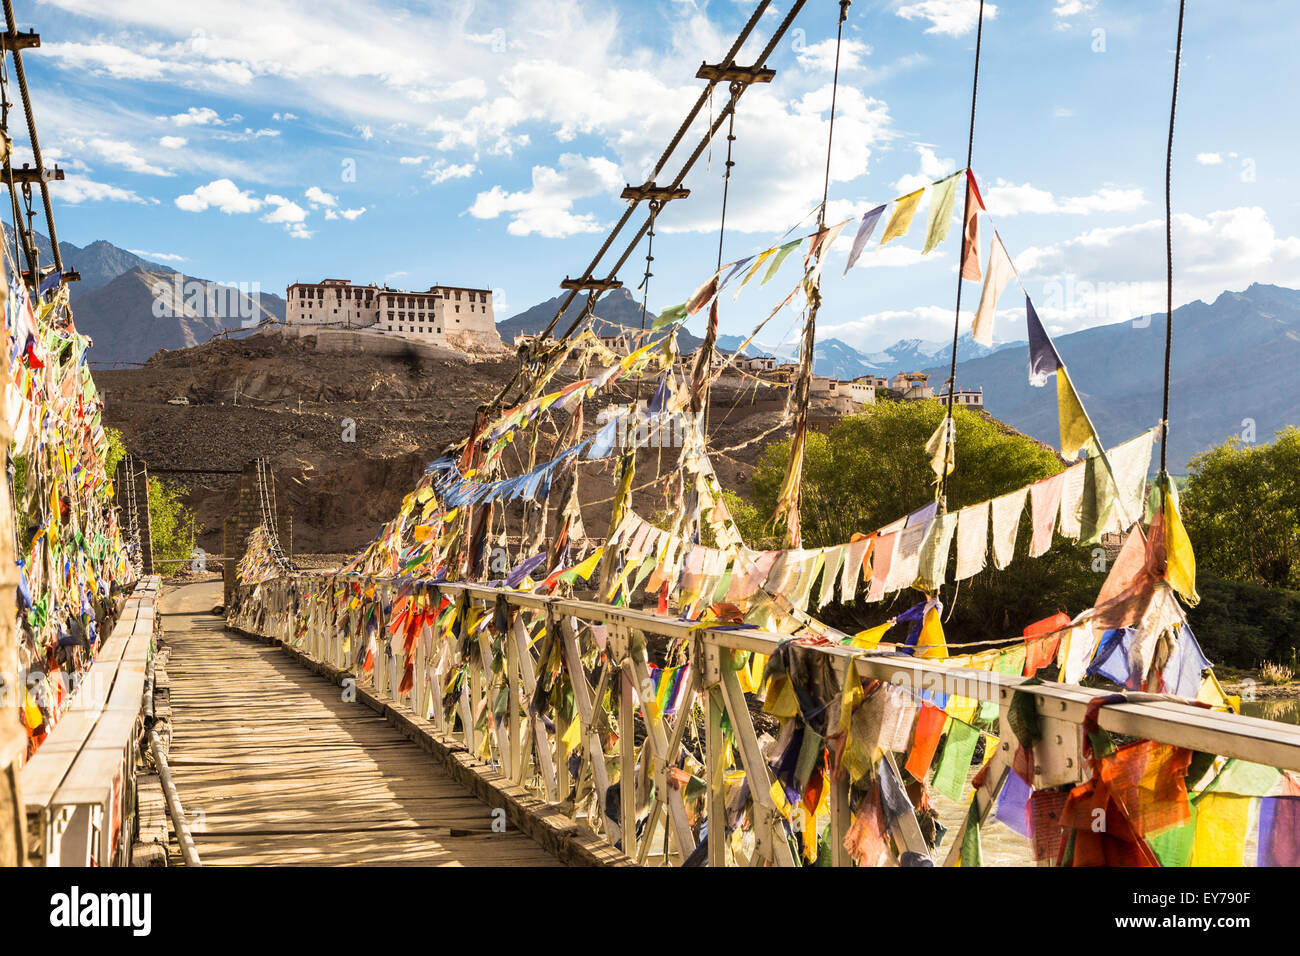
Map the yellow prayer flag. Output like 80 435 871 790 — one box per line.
916 605 948 660
560 717 582 755
851 621 893 649
1056 368 1095 460
736 248 777 296
1164 487 1200 606
880 188 925 246
1189 793 1251 866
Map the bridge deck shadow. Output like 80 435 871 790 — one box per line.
160 580 561 866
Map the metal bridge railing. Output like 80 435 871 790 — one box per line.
230 571 1300 867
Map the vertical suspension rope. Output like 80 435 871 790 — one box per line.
938 0 985 510
779 0 851 549
1159 0 1187 477
819 2 851 228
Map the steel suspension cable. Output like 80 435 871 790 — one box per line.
937 0 985 510
1159 0 1187 477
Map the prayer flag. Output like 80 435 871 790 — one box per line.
1026 296 1063 386
1056 368 1095 459
843 204 886 275
924 414 955 479
880 188 925 246
961 170 984 281
971 233 1014 345
922 171 962 254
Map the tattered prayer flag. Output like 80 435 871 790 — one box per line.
971 233 1014 346
1026 297 1064 386
922 171 962 254
655 303 687 329
1056 368 1095 460
762 239 803 286
880 188 925 246
932 718 979 801
1162 482 1199 606
843 204 886 276
961 170 984 281
924 414 955 479
990 486 1028 570
719 255 754 292
915 512 957 592
686 274 720 314
737 248 777 295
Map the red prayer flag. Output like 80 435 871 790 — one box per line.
905 703 948 781
961 170 983 282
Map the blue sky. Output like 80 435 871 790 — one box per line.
12 0 1300 352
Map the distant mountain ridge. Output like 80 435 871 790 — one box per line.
925 282 1300 472
3 225 285 363
499 289 1019 379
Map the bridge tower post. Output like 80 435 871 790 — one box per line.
222 460 292 605
114 455 154 575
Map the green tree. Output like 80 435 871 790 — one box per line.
148 477 198 564
1182 427 1300 589
732 400 1101 642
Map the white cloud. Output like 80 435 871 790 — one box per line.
288 223 313 239
87 137 173 176
1196 152 1224 165
1053 1 1097 17
169 107 225 126
796 38 871 73
159 135 187 149
272 112 297 121
58 176 152 204
174 178 263 213
129 248 186 262
984 179 1147 216
896 0 997 37
399 155 428 165
426 160 476 184
355 124 374 140
339 207 366 220
262 194 308 224
304 186 337 207
468 153 621 238
1015 206 1300 332
893 145 956 195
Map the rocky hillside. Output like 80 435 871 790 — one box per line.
96 331 789 555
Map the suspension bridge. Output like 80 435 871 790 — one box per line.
7 0 1300 872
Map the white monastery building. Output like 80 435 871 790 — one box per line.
285 278 500 349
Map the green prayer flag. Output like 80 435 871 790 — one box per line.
761 239 803 285
931 719 980 801
654 303 687 329
922 171 962 254
959 800 983 867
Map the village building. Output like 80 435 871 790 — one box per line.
738 355 777 373
935 386 985 410
891 371 934 401
285 278 500 349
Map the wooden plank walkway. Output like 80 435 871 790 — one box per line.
161 580 561 866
